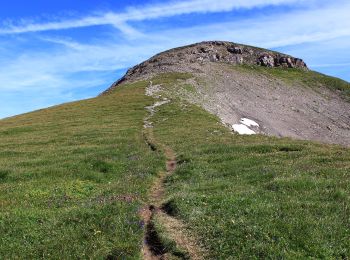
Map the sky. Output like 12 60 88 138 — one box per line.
0 0 349 119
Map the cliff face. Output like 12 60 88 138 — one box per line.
103 41 307 94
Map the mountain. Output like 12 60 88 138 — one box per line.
105 41 350 146
0 41 349 259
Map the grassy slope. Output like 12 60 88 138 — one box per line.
236 65 350 99
1 68 349 259
0 82 164 259
150 72 350 259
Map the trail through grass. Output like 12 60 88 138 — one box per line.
0 82 164 259
1 70 349 259
151 73 350 259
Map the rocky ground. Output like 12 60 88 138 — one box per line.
102 41 308 94
188 62 350 146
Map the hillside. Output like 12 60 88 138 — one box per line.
0 41 350 259
104 41 350 146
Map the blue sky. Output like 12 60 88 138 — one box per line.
0 0 349 119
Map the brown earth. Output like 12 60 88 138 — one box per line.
141 97 205 259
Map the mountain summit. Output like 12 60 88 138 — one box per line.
104 41 308 93
1 41 349 259
104 41 350 146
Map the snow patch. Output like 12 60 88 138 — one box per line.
232 124 256 135
232 117 259 135
240 118 259 127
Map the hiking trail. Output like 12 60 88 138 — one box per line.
140 82 205 260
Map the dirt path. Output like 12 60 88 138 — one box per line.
141 89 205 260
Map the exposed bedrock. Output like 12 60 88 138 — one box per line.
103 41 308 93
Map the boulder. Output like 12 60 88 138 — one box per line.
199 47 210 53
258 55 275 67
279 56 288 66
210 53 220 62
294 58 307 68
236 56 244 64
227 46 243 54
286 57 294 68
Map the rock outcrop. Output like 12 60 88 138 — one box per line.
257 55 307 68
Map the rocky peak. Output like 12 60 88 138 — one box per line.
103 41 308 94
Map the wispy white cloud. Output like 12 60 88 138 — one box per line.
0 0 306 36
0 15 139 37
150 2 350 49
0 0 349 119
1 1 349 92
0 37 160 94
118 0 306 21
310 62 350 68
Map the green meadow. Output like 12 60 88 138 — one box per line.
151 73 350 259
0 70 349 259
0 83 164 259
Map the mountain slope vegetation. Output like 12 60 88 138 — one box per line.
150 73 350 259
0 83 164 258
0 42 349 259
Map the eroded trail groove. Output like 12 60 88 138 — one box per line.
141 83 205 260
